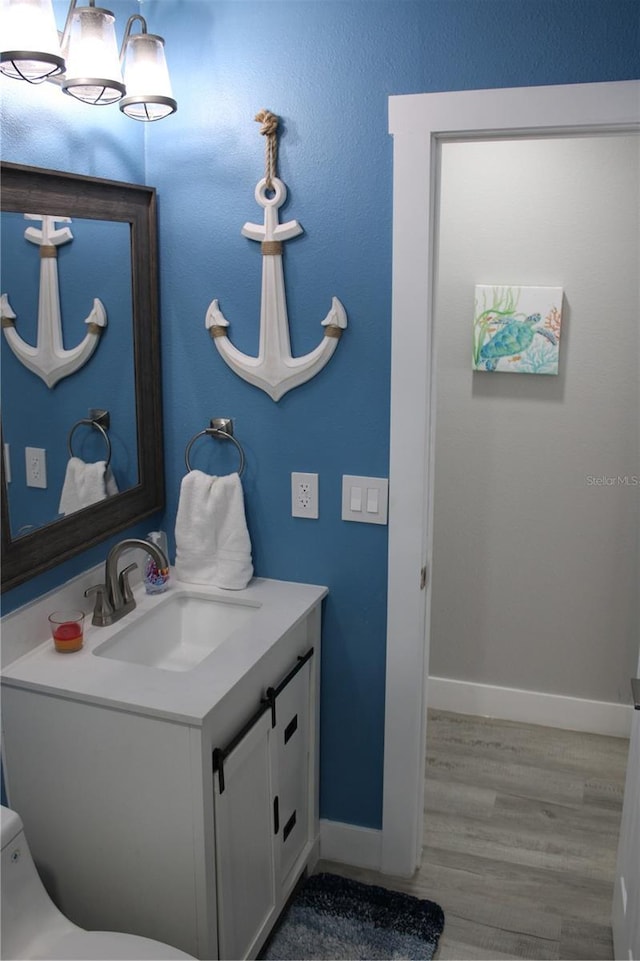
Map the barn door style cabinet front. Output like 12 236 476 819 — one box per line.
213 652 313 960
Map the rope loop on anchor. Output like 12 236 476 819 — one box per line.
255 109 279 191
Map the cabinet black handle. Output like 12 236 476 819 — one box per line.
283 810 297 842
273 796 280 834
284 714 298 744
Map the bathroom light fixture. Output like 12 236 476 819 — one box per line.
0 0 65 82
0 0 177 119
61 1 124 105
119 14 176 121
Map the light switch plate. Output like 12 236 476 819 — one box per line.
342 475 388 525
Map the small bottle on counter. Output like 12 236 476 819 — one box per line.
144 530 170 594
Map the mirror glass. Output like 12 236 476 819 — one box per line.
1 163 164 592
2 212 137 536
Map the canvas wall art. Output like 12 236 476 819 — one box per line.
473 285 563 374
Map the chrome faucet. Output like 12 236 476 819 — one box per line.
85 538 169 627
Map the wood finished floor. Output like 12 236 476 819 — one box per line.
318 710 629 960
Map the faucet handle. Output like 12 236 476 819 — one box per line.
118 563 138 606
84 584 113 626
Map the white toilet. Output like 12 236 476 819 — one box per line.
1 805 196 960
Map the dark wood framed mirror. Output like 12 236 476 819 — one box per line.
1 162 164 592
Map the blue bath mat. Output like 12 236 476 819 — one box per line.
260 872 445 960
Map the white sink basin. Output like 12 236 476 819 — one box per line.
92 591 260 672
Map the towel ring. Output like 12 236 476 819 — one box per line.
67 417 112 468
184 419 246 476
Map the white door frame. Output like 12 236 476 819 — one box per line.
382 80 640 877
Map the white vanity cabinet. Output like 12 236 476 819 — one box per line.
1 578 325 961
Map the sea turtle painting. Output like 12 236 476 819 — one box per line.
473 286 563 375
479 314 557 370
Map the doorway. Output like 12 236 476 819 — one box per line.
429 133 638 714
382 81 640 879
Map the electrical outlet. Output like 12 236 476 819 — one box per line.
291 472 319 519
25 446 47 489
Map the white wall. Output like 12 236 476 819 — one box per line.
430 134 639 705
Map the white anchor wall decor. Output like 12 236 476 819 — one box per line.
1 214 107 389
206 111 347 401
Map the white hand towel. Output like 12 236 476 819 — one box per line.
175 470 253 590
58 457 120 515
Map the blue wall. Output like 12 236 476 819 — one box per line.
2 0 638 829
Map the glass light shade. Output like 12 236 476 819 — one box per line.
120 32 176 121
61 5 124 104
0 0 64 82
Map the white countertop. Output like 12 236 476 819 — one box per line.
1 575 327 726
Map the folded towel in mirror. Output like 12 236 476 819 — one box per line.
175 470 253 590
58 457 119 515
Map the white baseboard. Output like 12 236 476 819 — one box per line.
319 819 382 871
428 675 633 738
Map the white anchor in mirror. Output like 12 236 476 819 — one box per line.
1 214 107 389
206 111 347 402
